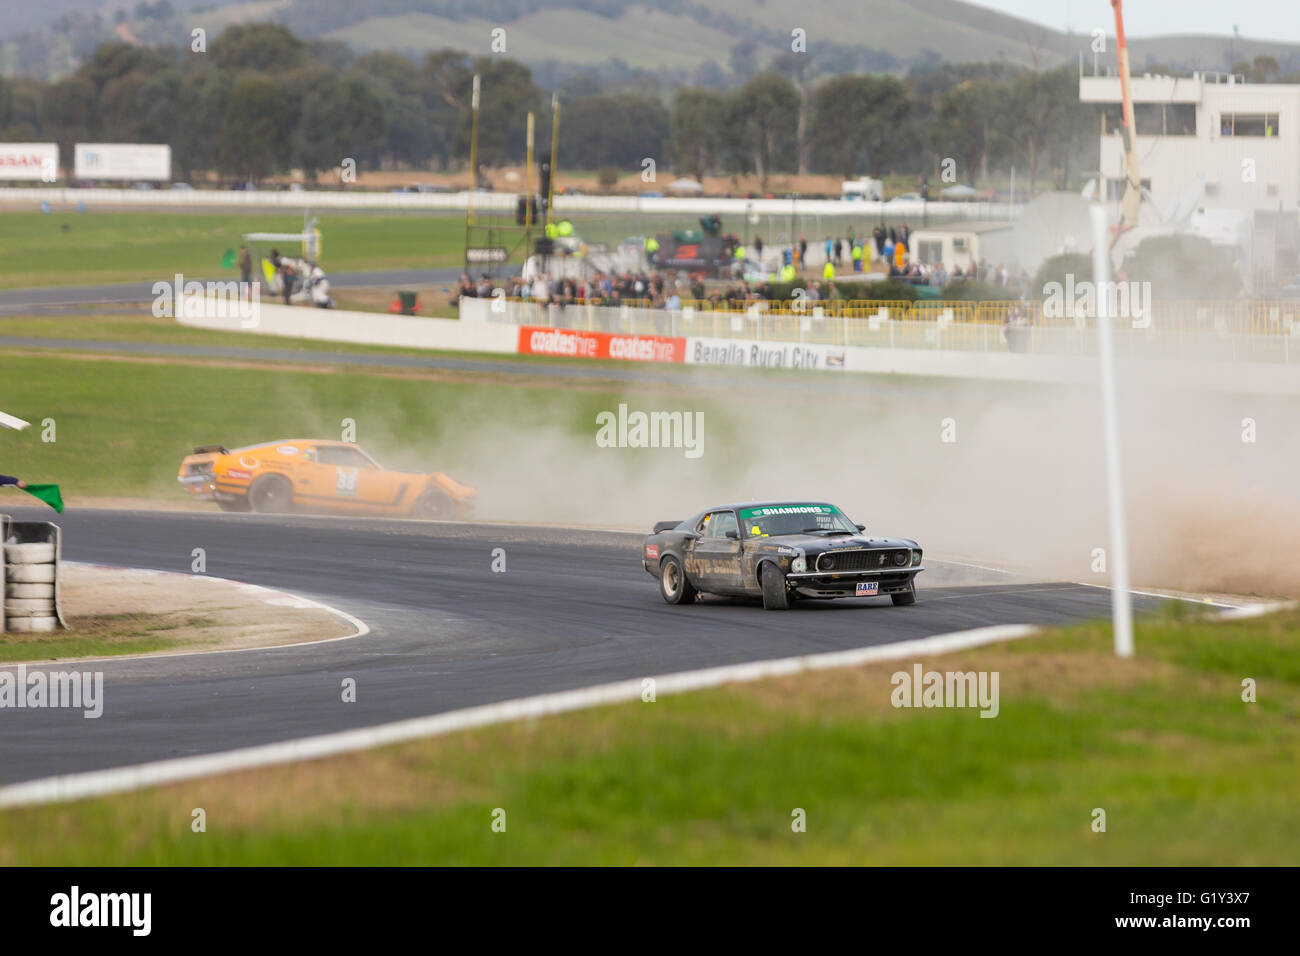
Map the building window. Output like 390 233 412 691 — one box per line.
1135 103 1196 135
1165 103 1196 135
917 240 943 265
1220 113 1280 136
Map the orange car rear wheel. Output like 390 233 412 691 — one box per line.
248 475 293 514
412 488 454 519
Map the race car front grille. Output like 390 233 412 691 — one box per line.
815 548 911 573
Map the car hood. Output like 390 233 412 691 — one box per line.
753 533 918 553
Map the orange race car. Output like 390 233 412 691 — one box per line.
177 439 476 518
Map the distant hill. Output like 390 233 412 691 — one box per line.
5 0 1300 81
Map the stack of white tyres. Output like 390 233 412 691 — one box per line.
4 540 58 632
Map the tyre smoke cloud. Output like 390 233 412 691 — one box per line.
270 363 1300 598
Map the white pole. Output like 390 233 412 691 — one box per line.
1089 204 1134 657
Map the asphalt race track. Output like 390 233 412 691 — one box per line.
0 507 1162 786
0 267 464 315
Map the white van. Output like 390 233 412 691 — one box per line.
841 177 883 201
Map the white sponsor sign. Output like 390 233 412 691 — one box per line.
685 336 847 371
0 143 58 182
74 143 172 181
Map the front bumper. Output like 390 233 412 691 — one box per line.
178 473 217 500
787 566 923 599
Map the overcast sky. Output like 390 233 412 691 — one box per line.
970 0 1300 43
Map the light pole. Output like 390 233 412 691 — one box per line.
1089 203 1134 657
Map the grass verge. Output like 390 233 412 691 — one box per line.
0 350 752 500
0 612 218 662
1 603 1294 864
0 210 468 289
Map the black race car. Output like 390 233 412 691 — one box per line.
643 501 923 610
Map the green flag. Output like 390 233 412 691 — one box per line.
221 247 236 268
21 483 63 513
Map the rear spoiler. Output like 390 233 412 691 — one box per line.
192 444 229 455
652 520 682 533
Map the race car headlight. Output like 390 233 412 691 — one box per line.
791 557 806 573
912 550 922 566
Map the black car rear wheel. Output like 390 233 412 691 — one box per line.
760 562 790 610
659 555 697 605
891 581 917 606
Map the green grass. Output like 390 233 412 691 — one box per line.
0 613 217 662
0 311 490 356
0 351 751 501
2 605 1296 864
0 210 470 289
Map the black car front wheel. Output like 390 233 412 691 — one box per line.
760 562 790 610
891 581 917 606
659 555 698 605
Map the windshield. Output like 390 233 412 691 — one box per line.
737 504 858 538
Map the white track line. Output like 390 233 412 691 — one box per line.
0 623 1037 808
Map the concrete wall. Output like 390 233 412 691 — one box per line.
0 185 1019 221
177 297 517 354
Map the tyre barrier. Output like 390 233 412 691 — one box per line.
1 516 66 633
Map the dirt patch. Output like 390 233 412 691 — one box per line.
1 564 358 663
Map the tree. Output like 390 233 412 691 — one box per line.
211 23 305 74
449 57 541 168
220 73 294 182
173 67 232 179
769 51 815 174
1126 235 1242 299
355 51 435 168
730 72 800 189
420 49 474 170
931 77 1000 185
556 94 668 171
1000 68 1078 196
40 77 96 173
671 88 725 180
1032 253 1092 299
809 74 913 179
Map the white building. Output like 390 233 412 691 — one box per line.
1079 71 1299 215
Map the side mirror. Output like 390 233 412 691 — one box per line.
855 524 866 532
724 529 739 540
